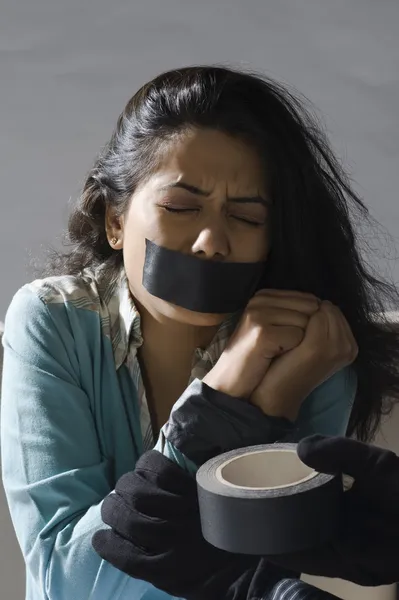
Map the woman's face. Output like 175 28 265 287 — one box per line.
109 128 271 326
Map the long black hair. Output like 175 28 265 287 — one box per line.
48 65 399 442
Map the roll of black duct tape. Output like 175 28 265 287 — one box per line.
196 443 343 556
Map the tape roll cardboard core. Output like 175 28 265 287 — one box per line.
218 448 317 490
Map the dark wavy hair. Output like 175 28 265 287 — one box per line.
48 65 399 442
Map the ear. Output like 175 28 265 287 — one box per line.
105 206 124 250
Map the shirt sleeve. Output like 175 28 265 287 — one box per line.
293 366 357 440
266 579 341 600
0 286 173 600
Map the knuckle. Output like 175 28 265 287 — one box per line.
253 325 301 356
330 342 358 366
243 306 262 327
245 297 265 313
350 343 359 361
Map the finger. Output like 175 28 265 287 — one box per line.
321 303 358 361
115 462 197 508
256 307 310 330
297 435 367 476
334 307 359 359
318 301 338 340
302 305 329 341
92 528 169 580
266 325 305 354
101 492 195 552
251 294 320 316
256 289 320 301
326 302 349 340
92 528 219 595
297 435 399 480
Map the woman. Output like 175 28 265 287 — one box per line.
1 65 398 600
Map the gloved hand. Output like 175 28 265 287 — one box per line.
267 434 399 587
92 450 295 600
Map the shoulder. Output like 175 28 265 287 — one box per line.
4 267 120 350
7 265 120 321
25 268 110 310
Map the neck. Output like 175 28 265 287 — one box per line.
137 304 219 360
132 299 222 433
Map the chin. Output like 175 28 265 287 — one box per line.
153 298 229 327
131 287 231 328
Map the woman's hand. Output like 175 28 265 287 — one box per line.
203 290 320 399
250 301 358 420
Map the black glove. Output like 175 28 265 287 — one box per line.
266 434 399 587
92 450 297 600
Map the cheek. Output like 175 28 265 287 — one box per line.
255 234 270 262
233 229 270 263
122 236 145 293
124 205 190 261
120 208 148 288
262 227 272 259
121 205 180 289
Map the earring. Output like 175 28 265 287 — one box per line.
111 237 118 246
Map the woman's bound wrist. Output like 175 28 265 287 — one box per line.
203 354 270 400
202 370 249 400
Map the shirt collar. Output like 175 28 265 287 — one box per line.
194 312 240 367
103 266 239 370
97 267 142 370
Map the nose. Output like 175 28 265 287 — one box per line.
191 221 230 260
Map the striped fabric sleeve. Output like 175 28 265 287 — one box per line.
267 579 340 600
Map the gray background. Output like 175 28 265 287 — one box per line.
1 0 399 319
0 1 398 599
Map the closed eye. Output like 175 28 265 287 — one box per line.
162 206 199 213
162 206 264 226
230 215 265 227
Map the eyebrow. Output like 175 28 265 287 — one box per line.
160 181 270 207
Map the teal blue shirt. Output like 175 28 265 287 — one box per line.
0 268 356 600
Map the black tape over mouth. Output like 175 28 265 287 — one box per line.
142 239 267 313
